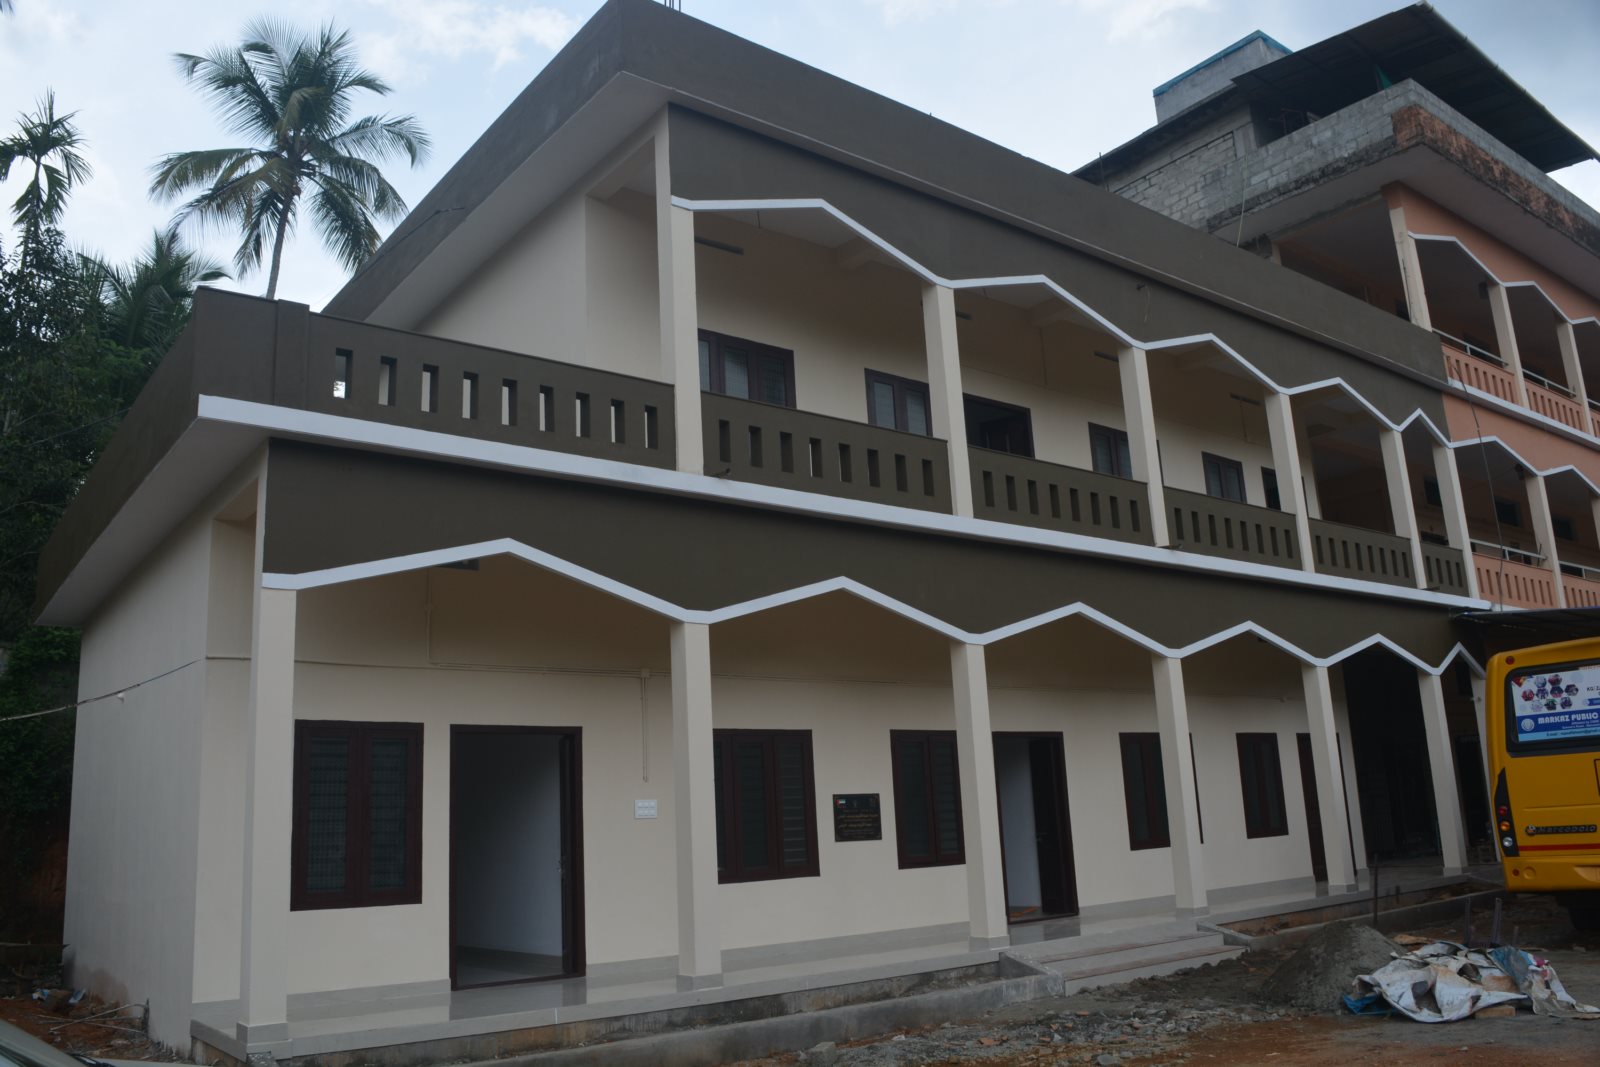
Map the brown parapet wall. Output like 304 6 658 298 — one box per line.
1390 105 1600 260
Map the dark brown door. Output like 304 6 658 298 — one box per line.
1296 733 1328 883
1029 736 1079 917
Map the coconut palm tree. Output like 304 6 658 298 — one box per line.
0 91 92 254
89 228 229 353
150 19 429 299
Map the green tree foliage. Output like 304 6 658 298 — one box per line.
151 19 429 298
0 92 92 261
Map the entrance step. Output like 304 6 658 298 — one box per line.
1003 931 1243 994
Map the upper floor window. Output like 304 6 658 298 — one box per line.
1203 452 1247 503
1423 477 1443 508
1552 515 1576 542
965 395 1033 457
1089 424 1133 479
865 369 931 435
700 330 795 408
1494 497 1521 528
1262 468 1281 511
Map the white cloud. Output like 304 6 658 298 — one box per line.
868 0 965 26
359 0 578 83
1066 0 1214 42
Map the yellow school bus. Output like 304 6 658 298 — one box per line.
1487 636 1600 929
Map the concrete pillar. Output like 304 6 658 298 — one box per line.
1297 434 1323 519
1557 321 1590 414
656 141 703 475
950 641 1007 948
1151 656 1206 913
922 284 973 517
1264 392 1316 569
1118 345 1170 547
670 621 721 987
1387 205 1432 331
1333 694 1369 878
1417 670 1468 875
1379 430 1429 589
1301 665 1357 892
1431 442 1479 598
1487 284 1529 407
238 586 296 1045
1525 474 1567 607
1468 671 1491 798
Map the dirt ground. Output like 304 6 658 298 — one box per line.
0 979 179 1061
739 894 1600 1067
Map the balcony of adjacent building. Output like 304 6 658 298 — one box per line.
1453 440 1565 609
1414 239 1599 437
1545 469 1600 608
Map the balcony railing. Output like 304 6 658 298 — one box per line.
1309 518 1415 588
702 393 951 512
1439 333 1519 404
1419 542 1470 597
1473 549 1559 609
1564 571 1600 608
1523 375 1588 432
306 315 677 468
969 449 1152 545
1166 488 1300 568
1589 399 1600 438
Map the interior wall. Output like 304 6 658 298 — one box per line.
994 736 1041 910
453 732 564 957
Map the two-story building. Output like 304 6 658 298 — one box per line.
40 1 1501 1062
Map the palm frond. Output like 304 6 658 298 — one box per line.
308 178 380 271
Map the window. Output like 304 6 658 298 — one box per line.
1493 497 1521 528
1236 733 1289 839
699 330 795 407
1423 477 1442 508
1089 424 1133 479
891 731 965 867
292 721 423 910
1262 468 1280 511
1118 733 1169 851
713 730 819 883
964 395 1033 457
864 370 931 435
1552 515 1576 542
1203 453 1247 502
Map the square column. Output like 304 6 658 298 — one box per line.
1487 284 1530 407
950 641 1007 948
1417 670 1468 874
670 621 721 987
1379 429 1429 589
1556 322 1590 414
1264 392 1316 569
922 284 973 517
656 138 702 475
1300 666 1357 892
1525 475 1568 607
1386 204 1432 331
238 587 296 1045
1151 656 1206 914
1118 345 1170 546
1431 443 1479 598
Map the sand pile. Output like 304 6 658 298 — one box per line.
1266 921 1400 1011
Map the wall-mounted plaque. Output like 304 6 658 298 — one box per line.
833 793 882 842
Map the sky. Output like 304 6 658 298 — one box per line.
2 0 1597 311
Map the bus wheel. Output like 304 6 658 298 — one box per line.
1562 895 1600 932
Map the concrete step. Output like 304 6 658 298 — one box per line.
1016 931 1226 971
1050 943 1245 995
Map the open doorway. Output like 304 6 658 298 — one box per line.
994 732 1079 922
450 726 583 988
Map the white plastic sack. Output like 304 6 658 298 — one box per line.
1355 941 1525 1023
